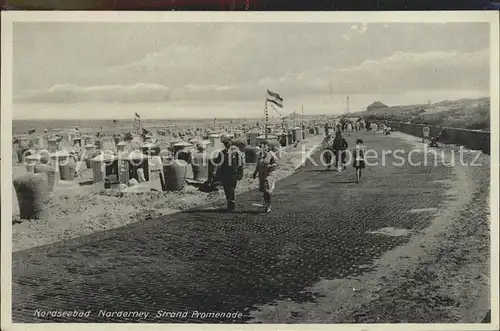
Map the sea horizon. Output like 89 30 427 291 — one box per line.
11 91 489 121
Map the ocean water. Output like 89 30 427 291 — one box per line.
12 101 278 122
12 118 261 135
11 101 312 135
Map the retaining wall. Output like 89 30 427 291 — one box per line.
382 121 491 155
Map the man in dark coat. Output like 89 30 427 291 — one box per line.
332 130 348 171
211 134 244 212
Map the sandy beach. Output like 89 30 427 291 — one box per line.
12 132 324 252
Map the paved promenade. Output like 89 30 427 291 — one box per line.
12 131 478 323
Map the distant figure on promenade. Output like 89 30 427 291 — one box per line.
212 134 244 212
353 138 366 183
113 134 121 146
429 129 445 147
381 123 391 135
253 140 279 213
346 122 353 136
359 120 365 131
336 122 342 133
72 127 82 147
321 133 334 171
332 130 348 171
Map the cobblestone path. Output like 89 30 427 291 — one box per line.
12 132 456 323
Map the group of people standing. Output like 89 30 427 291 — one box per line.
324 119 368 137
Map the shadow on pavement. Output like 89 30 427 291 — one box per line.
183 208 264 215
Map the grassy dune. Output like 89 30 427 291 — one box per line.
354 97 490 131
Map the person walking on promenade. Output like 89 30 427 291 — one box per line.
252 140 279 213
336 122 343 133
324 123 330 136
332 130 348 172
353 138 366 183
321 133 335 171
346 122 353 136
212 134 244 212
113 134 121 147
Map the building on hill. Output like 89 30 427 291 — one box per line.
366 101 389 111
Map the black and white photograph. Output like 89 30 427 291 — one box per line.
1 11 499 329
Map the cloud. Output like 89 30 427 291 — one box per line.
15 49 489 104
16 83 171 103
118 43 206 71
265 48 489 96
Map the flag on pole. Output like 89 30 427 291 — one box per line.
133 112 142 134
266 90 283 108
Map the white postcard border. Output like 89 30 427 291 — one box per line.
1 10 499 331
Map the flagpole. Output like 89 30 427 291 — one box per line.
264 96 269 139
301 105 304 127
140 115 143 136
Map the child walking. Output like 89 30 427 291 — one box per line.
253 140 278 213
353 138 366 183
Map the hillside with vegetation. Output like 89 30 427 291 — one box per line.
354 97 490 131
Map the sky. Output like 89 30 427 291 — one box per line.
12 22 490 119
